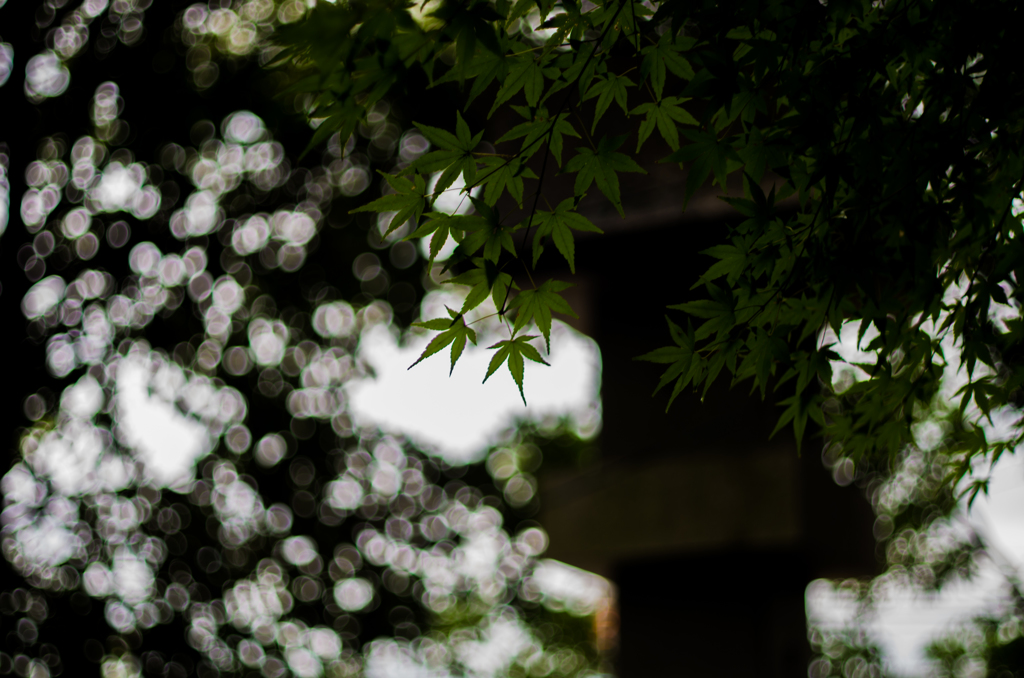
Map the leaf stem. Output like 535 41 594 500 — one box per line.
497 0 630 315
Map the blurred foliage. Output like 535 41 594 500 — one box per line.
0 1 608 677
803 438 1024 676
925 614 1024 678
808 625 886 678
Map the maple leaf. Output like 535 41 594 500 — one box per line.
444 258 516 314
635 317 697 410
406 212 486 263
663 129 742 206
735 126 786 184
496 109 579 166
640 31 695 100
770 389 824 455
496 116 548 160
411 111 483 196
484 333 550 405
457 199 517 263
583 72 634 134
299 99 363 160
409 306 478 376
505 0 534 28
490 55 546 116
630 97 698 152
430 0 503 84
431 37 510 108
349 172 428 238
536 0 587 62
565 135 646 216
508 279 578 351
477 156 538 207
545 115 581 168
693 242 748 288
555 41 599 97
670 283 737 342
402 148 463 177
531 197 603 273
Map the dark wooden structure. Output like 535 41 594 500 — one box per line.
527 169 879 676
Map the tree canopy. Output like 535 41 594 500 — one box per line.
273 0 1024 490
6 0 1024 675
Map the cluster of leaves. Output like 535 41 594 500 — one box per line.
925 613 1024 677
273 0 1024 482
807 625 886 678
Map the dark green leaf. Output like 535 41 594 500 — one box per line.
484 333 550 405
531 197 603 273
410 306 479 376
565 135 646 216
508 279 578 351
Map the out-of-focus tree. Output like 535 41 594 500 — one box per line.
806 601 886 678
802 417 1024 676
0 1 608 677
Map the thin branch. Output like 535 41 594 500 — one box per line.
497 0 630 315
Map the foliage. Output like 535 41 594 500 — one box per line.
0 1 608 676
272 0 1024 486
807 618 887 678
6 0 1024 673
925 613 1024 678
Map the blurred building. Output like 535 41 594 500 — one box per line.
531 166 879 676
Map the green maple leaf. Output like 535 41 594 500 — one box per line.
693 242 748 288
546 116 581 168
734 126 785 185
630 97 699 152
477 156 538 207
663 129 741 206
557 41 599 98
411 111 483 196
635 317 697 410
770 389 824 455
351 51 399 106
444 258 516 314
465 49 509 108
406 212 486 263
402 148 463 177
484 333 550 405
432 37 510 108
639 31 695 101
537 1 587 61
300 99 363 160
456 199 517 263
431 0 503 84
670 283 737 342
508 279 578 351
490 55 547 116
531 197 603 273
583 72 634 134
496 109 579 166
496 117 548 160
350 172 428 238
734 328 788 400
505 0 535 28
565 135 647 216
393 26 434 67
409 306 478 376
